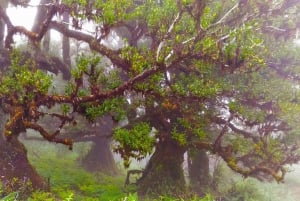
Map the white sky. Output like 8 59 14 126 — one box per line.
6 1 94 46
7 0 39 29
6 0 64 44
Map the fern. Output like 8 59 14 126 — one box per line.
64 192 74 201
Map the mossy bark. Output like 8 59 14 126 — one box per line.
188 149 211 196
0 111 46 196
137 139 186 198
0 135 47 196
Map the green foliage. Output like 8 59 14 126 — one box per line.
198 194 214 201
98 0 134 24
230 136 252 154
1 0 300 200
63 193 74 201
225 22 267 67
72 54 101 79
145 0 177 30
113 122 154 167
20 137 300 201
71 54 123 93
0 194 17 201
200 3 221 29
85 97 126 121
116 193 138 201
63 0 139 25
0 50 52 103
0 176 34 200
24 141 127 201
61 104 71 115
171 71 220 98
27 191 56 201
121 47 153 76
171 128 187 146
98 68 122 90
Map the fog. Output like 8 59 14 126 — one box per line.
1 1 300 201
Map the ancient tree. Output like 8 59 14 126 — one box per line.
0 0 299 198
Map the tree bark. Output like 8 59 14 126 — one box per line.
137 138 186 198
188 149 211 196
80 137 118 174
31 0 51 52
30 0 71 80
78 115 118 174
0 16 5 48
42 31 50 52
0 0 8 48
62 12 71 67
31 0 51 33
0 135 46 196
0 110 46 197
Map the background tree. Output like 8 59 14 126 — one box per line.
0 0 8 48
54 114 119 174
62 12 71 67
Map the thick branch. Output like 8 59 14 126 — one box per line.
212 116 259 142
49 21 131 71
23 121 73 149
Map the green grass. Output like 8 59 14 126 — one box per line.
17 139 300 201
23 140 127 201
21 140 216 201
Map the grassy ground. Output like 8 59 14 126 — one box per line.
4 139 298 201
23 140 128 201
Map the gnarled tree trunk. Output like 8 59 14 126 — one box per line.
0 111 46 197
137 138 186 198
188 149 211 196
0 135 46 196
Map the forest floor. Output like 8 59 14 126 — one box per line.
18 138 300 201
